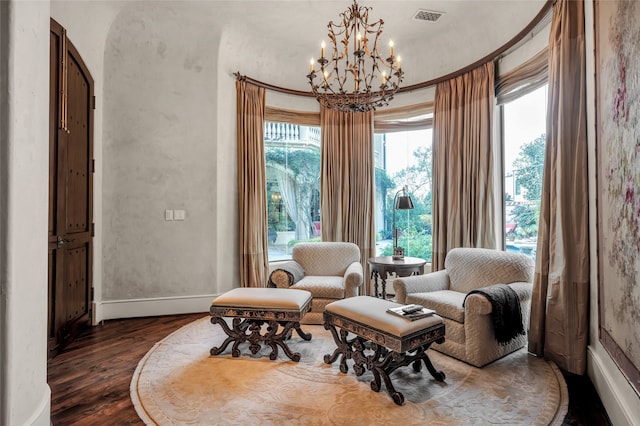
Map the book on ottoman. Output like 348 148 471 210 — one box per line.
386 304 436 321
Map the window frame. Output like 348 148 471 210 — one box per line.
264 106 321 261
495 48 549 256
373 103 435 262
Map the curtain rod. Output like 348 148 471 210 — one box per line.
235 0 553 96
234 72 315 97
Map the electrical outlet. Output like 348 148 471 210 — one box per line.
165 210 174 221
174 209 186 221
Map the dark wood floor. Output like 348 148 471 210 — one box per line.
48 313 612 425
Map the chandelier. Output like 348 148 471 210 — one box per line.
307 0 404 112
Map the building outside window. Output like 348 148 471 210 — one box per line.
264 122 321 261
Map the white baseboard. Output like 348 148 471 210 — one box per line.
95 294 218 322
26 385 50 426
588 345 640 426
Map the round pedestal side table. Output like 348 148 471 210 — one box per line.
367 256 427 299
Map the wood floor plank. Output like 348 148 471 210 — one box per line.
49 313 204 425
48 312 610 425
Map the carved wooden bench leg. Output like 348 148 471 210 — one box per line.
210 317 308 362
210 317 247 357
421 347 446 381
324 323 362 374
265 320 305 362
349 340 445 406
354 343 406 406
292 322 313 341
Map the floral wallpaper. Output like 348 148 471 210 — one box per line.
598 0 640 393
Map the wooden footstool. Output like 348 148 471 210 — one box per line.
323 296 446 405
209 288 312 362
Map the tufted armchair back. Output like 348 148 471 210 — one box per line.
445 247 534 294
292 242 361 276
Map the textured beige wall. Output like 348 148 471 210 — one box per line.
101 2 221 300
0 1 50 424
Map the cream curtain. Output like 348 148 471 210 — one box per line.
373 101 434 132
236 81 269 288
265 106 320 126
320 107 376 295
431 62 497 271
495 47 549 105
528 0 589 375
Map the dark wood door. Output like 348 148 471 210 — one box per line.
48 19 94 358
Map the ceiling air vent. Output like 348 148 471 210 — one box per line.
412 9 444 22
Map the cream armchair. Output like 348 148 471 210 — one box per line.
268 242 363 324
393 247 534 367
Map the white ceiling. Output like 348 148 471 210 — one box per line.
212 0 548 89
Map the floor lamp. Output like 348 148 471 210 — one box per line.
392 186 414 260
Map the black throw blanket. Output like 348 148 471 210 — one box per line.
463 284 524 345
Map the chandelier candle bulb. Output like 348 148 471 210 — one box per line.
389 40 394 57
321 41 325 59
397 56 401 71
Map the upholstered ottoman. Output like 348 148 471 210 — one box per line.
209 288 312 362
323 296 446 405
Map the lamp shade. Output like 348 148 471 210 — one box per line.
395 194 414 210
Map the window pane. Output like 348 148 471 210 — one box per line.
503 84 547 260
264 122 321 261
374 129 433 262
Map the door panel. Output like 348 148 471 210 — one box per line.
63 245 88 323
66 55 90 234
48 18 94 357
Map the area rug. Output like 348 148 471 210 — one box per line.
131 317 568 425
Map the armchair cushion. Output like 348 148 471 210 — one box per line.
292 276 346 299
409 290 466 323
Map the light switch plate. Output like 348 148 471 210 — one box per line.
165 210 174 221
174 209 186 221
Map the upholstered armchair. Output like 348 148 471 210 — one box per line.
393 247 534 367
268 242 364 324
